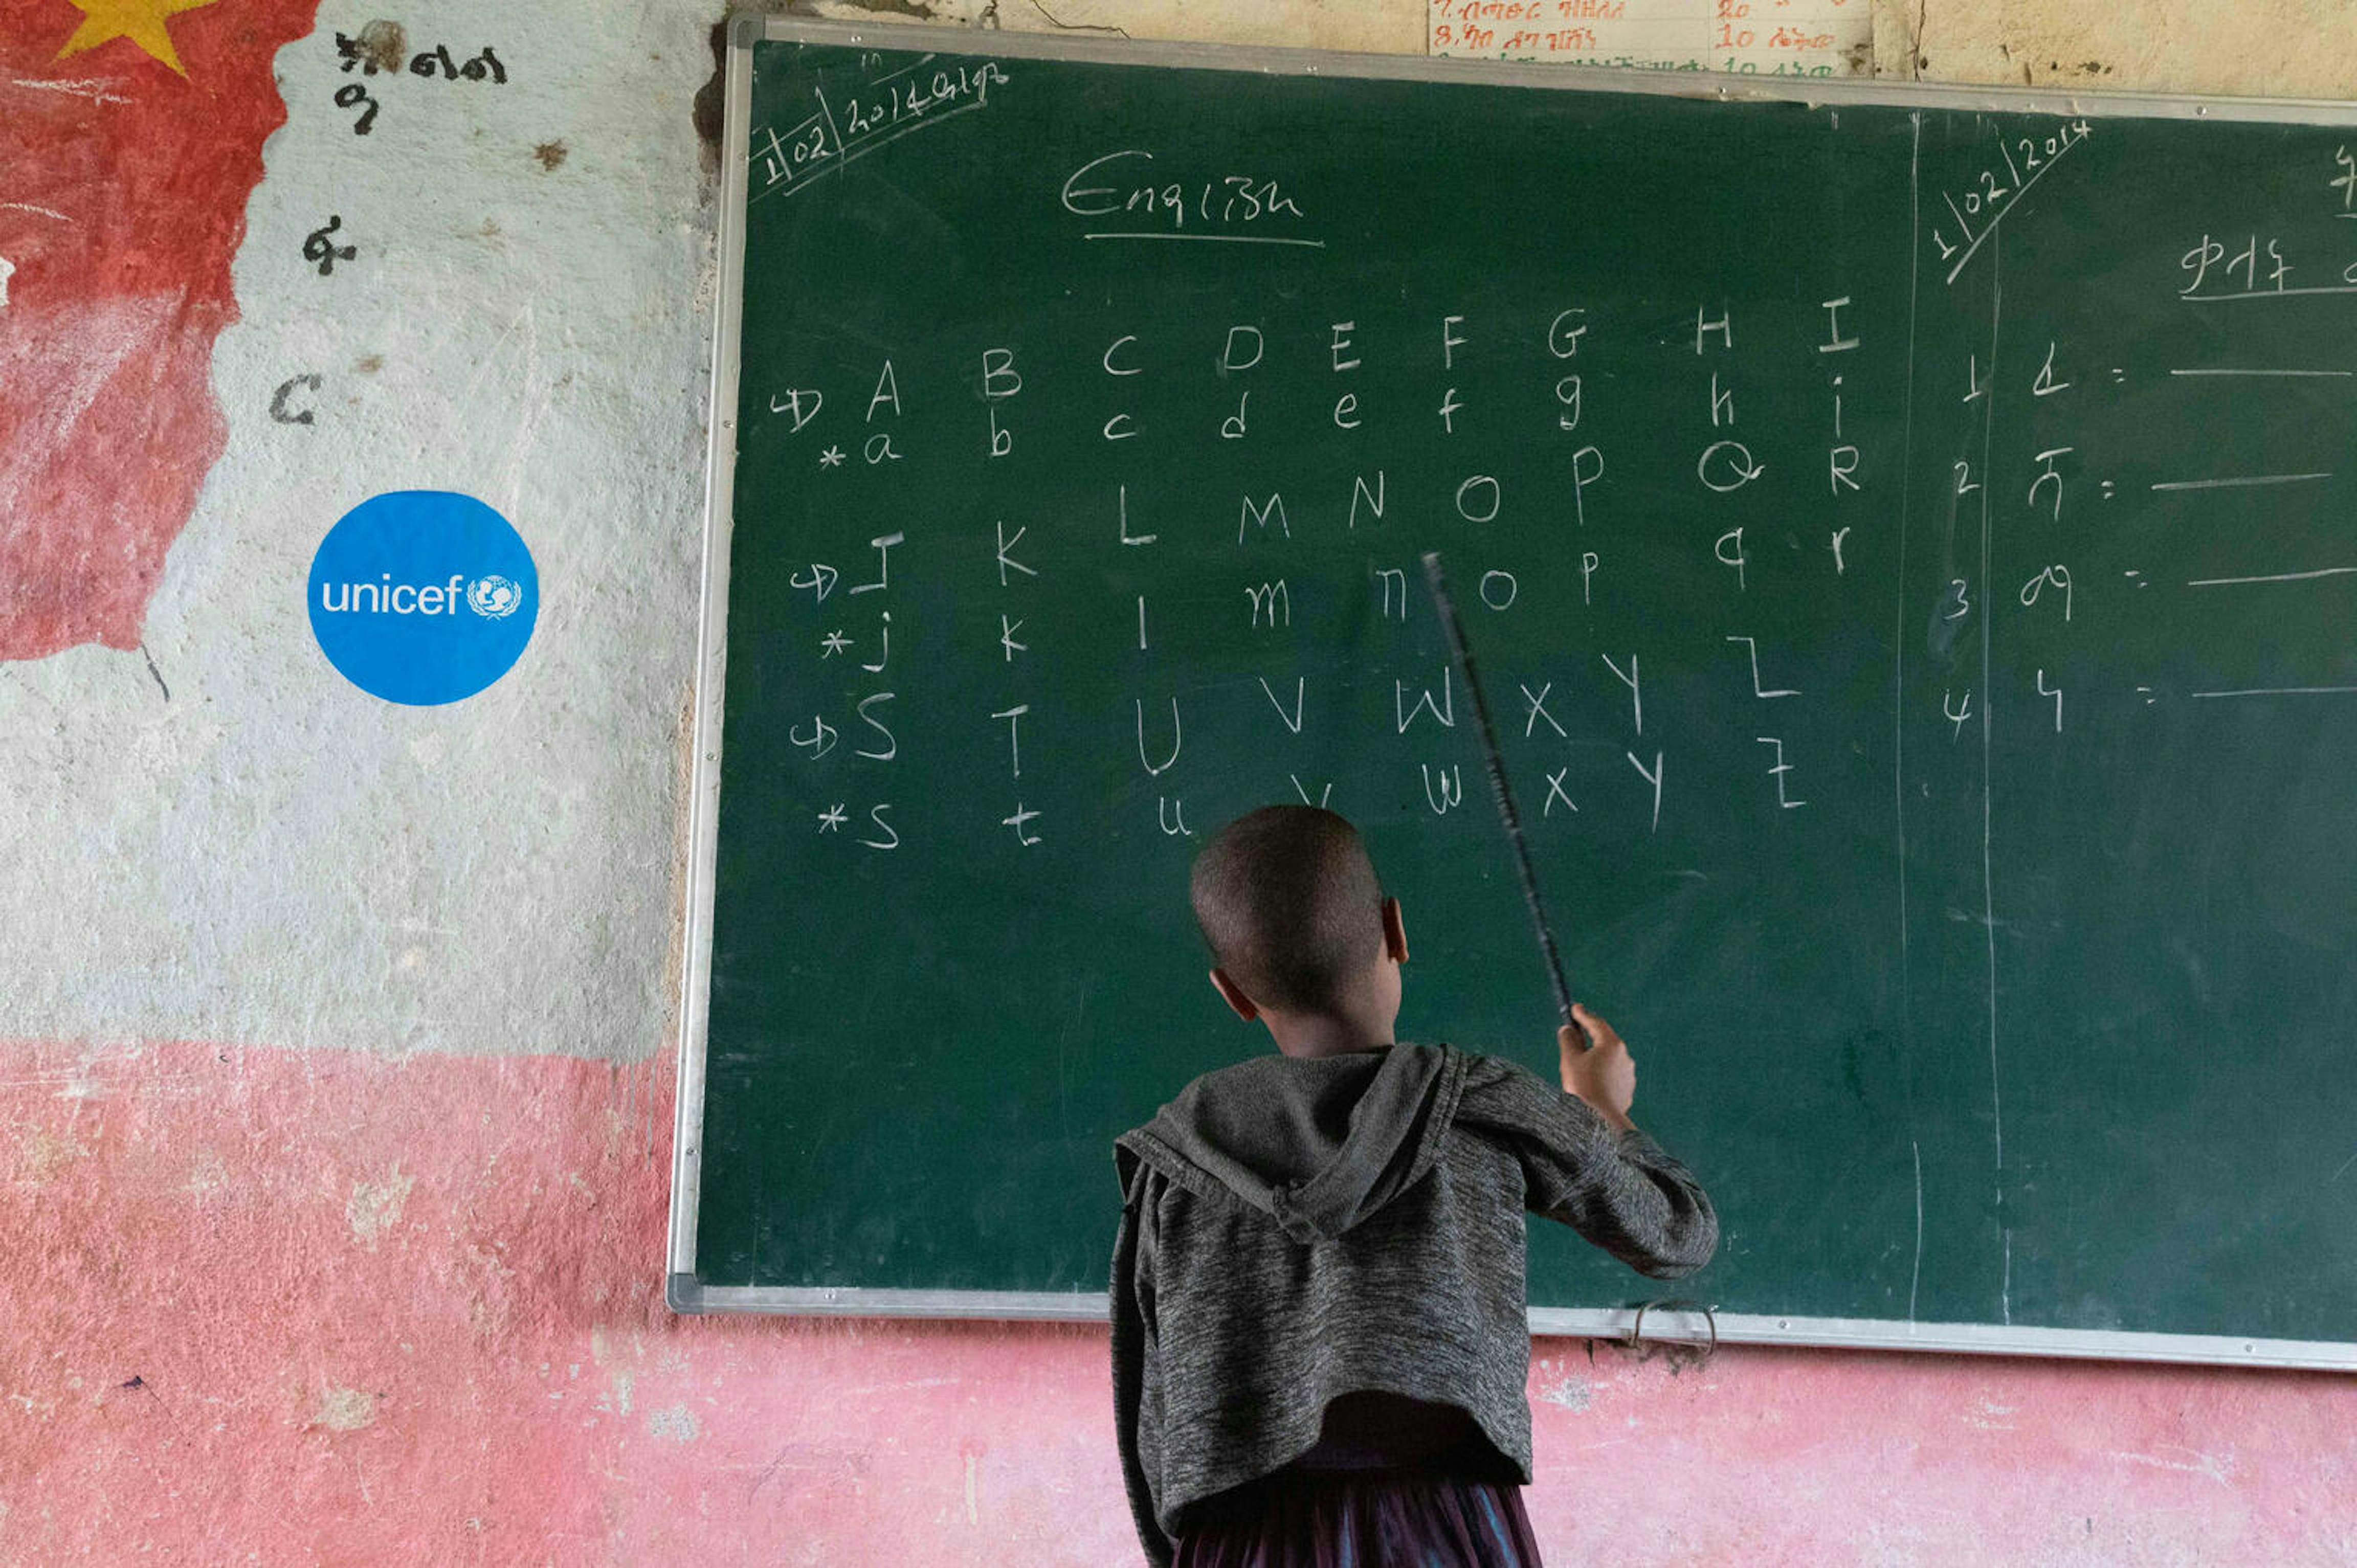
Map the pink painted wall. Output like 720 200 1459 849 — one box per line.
6 1036 2352 1565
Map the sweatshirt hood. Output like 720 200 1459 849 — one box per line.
1116 1042 1468 1243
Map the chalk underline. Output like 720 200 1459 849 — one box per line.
2187 567 2357 586
2181 284 2357 302
2191 686 2357 698
2151 473 2331 491
2169 368 2352 378
2177 566 2347 585
1083 231 1327 248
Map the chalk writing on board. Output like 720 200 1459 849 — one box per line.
749 252 2357 874
1060 151 1321 248
2188 565 2357 587
1754 737 1806 808
1429 0 1869 78
2017 566 2073 622
749 56 1008 203
2152 471 2330 493
1520 684 1563 740
1931 121 2092 284
1542 768 1576 816
790 563 837 602
2180 234 2292 297
1421 763 1464 815
2036 671 2062 733
2178 143 2357 299
1727 637 1798 699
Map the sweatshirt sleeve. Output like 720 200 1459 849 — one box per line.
1109 1146 1178 1567
1454 1051 1719 1280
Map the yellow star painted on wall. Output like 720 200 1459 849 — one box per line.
55 0 223 77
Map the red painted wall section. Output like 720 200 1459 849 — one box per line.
0 0 322 660
3 1036 2352 1565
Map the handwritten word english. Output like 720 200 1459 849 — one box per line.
1061 150 1310 243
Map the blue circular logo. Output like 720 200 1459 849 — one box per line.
307 491 538 706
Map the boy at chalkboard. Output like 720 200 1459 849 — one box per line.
1110 805 1718 1566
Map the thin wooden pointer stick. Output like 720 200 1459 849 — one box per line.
1420 552 1582 1036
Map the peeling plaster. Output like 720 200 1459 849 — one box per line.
308 1384 379 1432
647 1402 701 1442
346 1163 414 1247
181 1147 230 1199
1539 1374 1593 1412
11 1127 91 1186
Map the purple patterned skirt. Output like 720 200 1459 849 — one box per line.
1172 1467 1543 1568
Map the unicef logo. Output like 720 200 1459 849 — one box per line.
308 491 538 706
467 575 524 619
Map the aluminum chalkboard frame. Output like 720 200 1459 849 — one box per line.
669 12 2357 1371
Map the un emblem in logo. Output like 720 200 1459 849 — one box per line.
307 492 538 705
467 575 524 619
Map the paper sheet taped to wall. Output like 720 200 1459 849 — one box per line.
1428 0 1870 77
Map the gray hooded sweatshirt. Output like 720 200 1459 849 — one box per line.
1110 1042 1718 1564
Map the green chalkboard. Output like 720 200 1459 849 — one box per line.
671 19 2357 1364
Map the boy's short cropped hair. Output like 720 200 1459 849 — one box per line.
1189 805 1386 1013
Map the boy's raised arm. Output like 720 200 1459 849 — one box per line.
1456 1016 1719 1280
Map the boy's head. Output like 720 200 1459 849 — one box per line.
1189 806 1407 1034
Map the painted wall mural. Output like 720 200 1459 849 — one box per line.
1 0 322 659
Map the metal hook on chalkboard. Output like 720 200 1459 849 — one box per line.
1622 1297 1720 1372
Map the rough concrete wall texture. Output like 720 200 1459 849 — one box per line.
1875 0 2357 98
3 0 2354 1562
